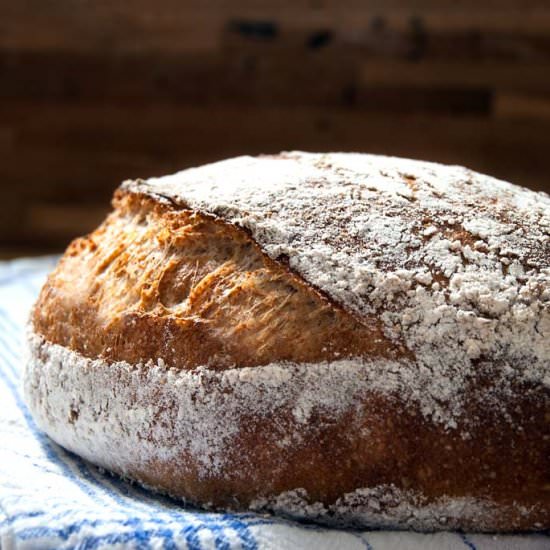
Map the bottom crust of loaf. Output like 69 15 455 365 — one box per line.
23 331 548 532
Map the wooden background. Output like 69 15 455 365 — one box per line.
1 1 550 258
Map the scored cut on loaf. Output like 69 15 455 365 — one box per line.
24 152 550 531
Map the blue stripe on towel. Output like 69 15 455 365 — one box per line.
5 508 260 548
459 533 478 550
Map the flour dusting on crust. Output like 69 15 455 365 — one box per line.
249 486 498 531
123 152 550 428
24 332 518 531
24 331 411 477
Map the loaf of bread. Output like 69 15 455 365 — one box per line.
24 152 549 531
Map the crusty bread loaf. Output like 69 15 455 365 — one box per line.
24 152 549 531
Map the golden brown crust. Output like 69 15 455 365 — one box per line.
33 191 397 370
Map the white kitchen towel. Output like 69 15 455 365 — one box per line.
0 256 548 550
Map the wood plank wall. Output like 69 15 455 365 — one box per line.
1 1 550 257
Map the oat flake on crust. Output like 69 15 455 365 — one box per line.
122 152 550 428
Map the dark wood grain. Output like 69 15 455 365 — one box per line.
1 1 549 257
